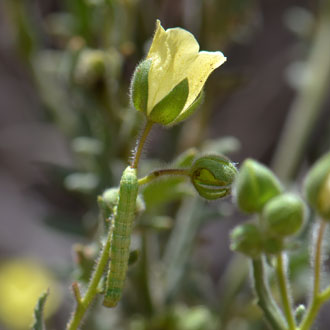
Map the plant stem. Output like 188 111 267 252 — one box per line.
313 221 326 298
67 120 153 328
131 120 153 169
252 258 287 330
319 286 330 302
66 223 114 330
138 168 190 185
276 252 296 330
299 221 327 330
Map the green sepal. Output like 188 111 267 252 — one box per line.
304 152 330 220
31 290 49 330
131 59 152 114
193 183 230 200
190 154 238 200
148 78 189 126
171 90 204 125
234 159 283 214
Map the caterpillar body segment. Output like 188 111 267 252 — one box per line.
103 166 139 307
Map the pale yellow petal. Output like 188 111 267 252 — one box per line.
182 51 226 112
147 21 200 114
146 20 226 115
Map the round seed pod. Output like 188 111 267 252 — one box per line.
262 193 306 237
234 159 283 214
304 152 330 220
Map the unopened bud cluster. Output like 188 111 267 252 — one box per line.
230 159 306 257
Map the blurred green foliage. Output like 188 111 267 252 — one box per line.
2 0 330 329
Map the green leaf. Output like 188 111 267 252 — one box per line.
131 59 152 114
31 290 49 330
142 177 193 209
173 147 198 168
149 78 189 126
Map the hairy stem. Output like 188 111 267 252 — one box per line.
299 221 327 330
67 117 152 327
313 221 326 298
66 223 114 330
131 120 153 169
276 252 296 330
138 168 190 185
252 258 287 330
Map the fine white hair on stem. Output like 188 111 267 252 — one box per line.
308 221 328 298
129 122 154 166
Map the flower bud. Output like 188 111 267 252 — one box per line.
234 159 283 214
230 223 263 258
262 193 306 237
190 155 237 200
98 187 119 220
295 305 306 324
304 152 330 220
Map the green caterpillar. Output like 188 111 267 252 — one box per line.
103 166 139 307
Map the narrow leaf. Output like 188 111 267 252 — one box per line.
31 290 49 330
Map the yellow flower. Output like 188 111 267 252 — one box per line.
0 259 61 329
131 20 226 126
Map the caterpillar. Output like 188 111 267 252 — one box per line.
103 166 139 307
